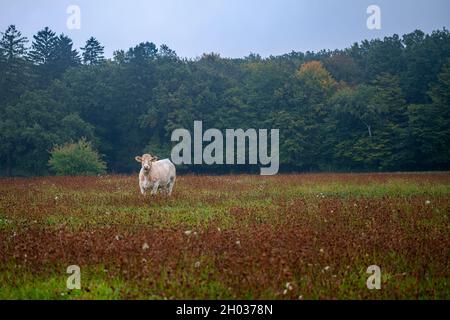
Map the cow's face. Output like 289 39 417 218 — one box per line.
135 154 158 173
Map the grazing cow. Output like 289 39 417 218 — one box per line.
135 154 176 196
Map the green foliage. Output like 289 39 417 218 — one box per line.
408 59 450 168
81 37 104 65
0 25 27 60
48 139 106 176
0 25 30 106
0 25 450 175
28 28 81 87
28 27 58 65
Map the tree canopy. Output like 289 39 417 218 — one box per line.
0 25 449 176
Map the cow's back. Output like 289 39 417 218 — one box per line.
152 159 176 182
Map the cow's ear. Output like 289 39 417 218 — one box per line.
135 156 142 163
152 156 159 162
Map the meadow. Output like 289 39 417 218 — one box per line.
0 173 449 299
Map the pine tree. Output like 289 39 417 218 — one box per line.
81 37 104 65
28 27 58 65
0 25 27 61
28 27 60 86
53 34 81 73
0 25 29 106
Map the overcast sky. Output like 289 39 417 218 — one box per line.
1 0 449 59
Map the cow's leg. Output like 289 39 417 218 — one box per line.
151 181 160 195
162 182 170 196
167 177 175 196
139 183 146 196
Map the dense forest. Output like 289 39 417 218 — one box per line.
0 25 449 175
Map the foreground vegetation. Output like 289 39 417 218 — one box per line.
0 173 449 299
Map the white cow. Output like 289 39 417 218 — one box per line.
135 154 176 196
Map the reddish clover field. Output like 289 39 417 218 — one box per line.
0 173 449 299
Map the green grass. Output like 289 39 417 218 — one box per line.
0 173 449 299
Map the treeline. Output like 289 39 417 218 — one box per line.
0 25 449 175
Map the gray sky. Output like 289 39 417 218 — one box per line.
1 0 449 59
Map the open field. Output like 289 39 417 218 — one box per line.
0 173 449 299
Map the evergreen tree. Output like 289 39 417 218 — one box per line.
28 27 58 65
81 37 104 65
0 25 27 60
28 27 59 86
53 34 81 74
0 25 29 107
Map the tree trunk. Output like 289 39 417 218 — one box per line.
363 122 373 139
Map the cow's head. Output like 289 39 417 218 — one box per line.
135 154 159 173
